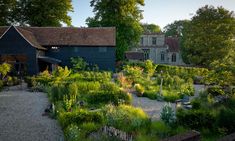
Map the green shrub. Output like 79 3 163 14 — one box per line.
134 84 145 97
224 96 235 109
36 70 52 86
24 76 37 87
78 71 111 82
135 134 158 141
179 83 195 96
0 63 11 80
59 109 104 129
12 76 20 85
143 91 158 99
80 122 101 134
65 122 102 141
101 82 119 92
176 109 216 130
162 90 181 102
76 81 101 94
217 108 235 134
62 83 79 111
150 121 171 138
64 124 81 141
102 104 150 133
52 66 71 84
123 65 143 83
86 90 132 106
70 57 88 72
191 98 201 110
156 64 209 82
49 84 68 103
144 60 157 79
207 86 225 96
0 80 3 91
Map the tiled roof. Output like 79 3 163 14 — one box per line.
0 26 116 48
0 27 8 36
16 28 46 50
139 45 165 48
165 37 180 52
125 51 144 60
21 27 116 46
142 32 164 35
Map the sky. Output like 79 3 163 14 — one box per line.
69 0 235 29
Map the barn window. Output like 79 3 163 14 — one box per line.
51 46 60 52
74 48 79 52
172 53 176 62
99 47 107 53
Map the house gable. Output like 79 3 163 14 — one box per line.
0 26 46 50
0 26 33 50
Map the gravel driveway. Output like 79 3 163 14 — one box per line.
0 84 64 141
132 84 205 120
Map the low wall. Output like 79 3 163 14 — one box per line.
161 130 200 141
218 132 235 141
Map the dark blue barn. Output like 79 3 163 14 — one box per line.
0 26 116 75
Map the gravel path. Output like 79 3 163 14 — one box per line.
0 84 64 141
132 84 205 120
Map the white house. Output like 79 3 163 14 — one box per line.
127 33 185 65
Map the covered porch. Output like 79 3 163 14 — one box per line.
38 56 61 73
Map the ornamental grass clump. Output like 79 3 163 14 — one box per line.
160 103 175 125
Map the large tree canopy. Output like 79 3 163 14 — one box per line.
86 0 145 60
13 0 73 26
0 0 16 25
141 23 161 33
181 5 235 67
163 20 190 37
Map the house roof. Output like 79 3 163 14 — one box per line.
0 26 116 48
0 27 8 36
21 27 116 46
165 37 180 52
16 28 46 50
142 32 164 35
125 51 144 60
139 45 166 48
38 56 61 64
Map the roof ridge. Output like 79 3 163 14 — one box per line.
20 26 116 29
0 25 116 47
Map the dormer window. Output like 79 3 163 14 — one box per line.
51 46 60 52
152 37 157 45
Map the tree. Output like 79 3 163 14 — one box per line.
142 23 161 33
86 0 145 60
181 5 235 67
14 0 73 26
0 0 16 25
163 20 190 37
205 50 235 86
